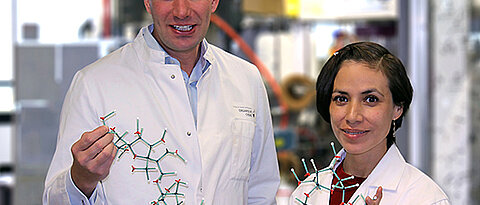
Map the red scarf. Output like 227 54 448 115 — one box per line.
329 161 366 205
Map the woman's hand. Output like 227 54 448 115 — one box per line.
365 186 383 205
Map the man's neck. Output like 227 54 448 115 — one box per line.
171 47 201 76
149 26 203 76
158 41 202 76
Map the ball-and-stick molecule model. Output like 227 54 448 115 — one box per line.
100 111 187 205
291 142 367 205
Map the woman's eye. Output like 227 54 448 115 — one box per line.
333 96 348 103
365 95 379 103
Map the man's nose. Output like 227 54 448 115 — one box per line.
173 0 191 20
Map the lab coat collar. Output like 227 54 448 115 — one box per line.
332 144 405 191
199 39 213 73
134 25 168 65
202 39 216 66
363 144 405 191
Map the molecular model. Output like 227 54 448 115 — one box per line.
290 142 367 205
100 111 188 205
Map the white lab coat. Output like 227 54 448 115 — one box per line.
43 26 280 205
290 145 450 205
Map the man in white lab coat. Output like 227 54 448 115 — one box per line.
43 0 280 204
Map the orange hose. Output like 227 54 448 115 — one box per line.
102 0 111 38
210 14 289 128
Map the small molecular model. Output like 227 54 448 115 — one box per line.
100 111 187 205
290 142 367 205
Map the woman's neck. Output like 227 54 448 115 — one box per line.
342 141 389 178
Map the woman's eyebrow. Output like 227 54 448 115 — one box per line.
332 89 348 95
361 88 385 97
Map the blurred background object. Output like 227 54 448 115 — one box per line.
0 0 479 204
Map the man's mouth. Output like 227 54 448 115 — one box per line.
171 25 194 32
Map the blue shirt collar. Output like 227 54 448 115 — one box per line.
145 24 210 75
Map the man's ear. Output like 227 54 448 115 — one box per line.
211 0 220 13
144 0 152 14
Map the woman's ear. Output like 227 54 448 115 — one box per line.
393 104 403 121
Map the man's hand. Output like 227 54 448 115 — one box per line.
71 126 117 197
365 186 383 205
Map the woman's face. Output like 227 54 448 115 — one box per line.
329 61 403 156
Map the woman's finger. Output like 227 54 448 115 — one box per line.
365 186 383 205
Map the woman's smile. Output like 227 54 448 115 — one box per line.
341 128 370 139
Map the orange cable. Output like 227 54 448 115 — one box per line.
102 0 111 38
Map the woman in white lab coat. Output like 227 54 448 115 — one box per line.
290 42 450 205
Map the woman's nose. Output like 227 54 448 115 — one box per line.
345 102 363 124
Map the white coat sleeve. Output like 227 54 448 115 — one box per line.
43 71 107 205
247 73 281 205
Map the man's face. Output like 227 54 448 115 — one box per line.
144 0 219 56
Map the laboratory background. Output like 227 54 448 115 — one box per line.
0 0 479 204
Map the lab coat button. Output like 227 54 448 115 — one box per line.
200 187 203 192
171 74 176 79
187 131 191 136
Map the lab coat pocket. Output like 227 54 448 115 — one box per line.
230 119 255 181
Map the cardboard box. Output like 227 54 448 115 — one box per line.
242 0 300 17
243 0 397 20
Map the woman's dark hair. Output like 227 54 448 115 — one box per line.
316 42 413 148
